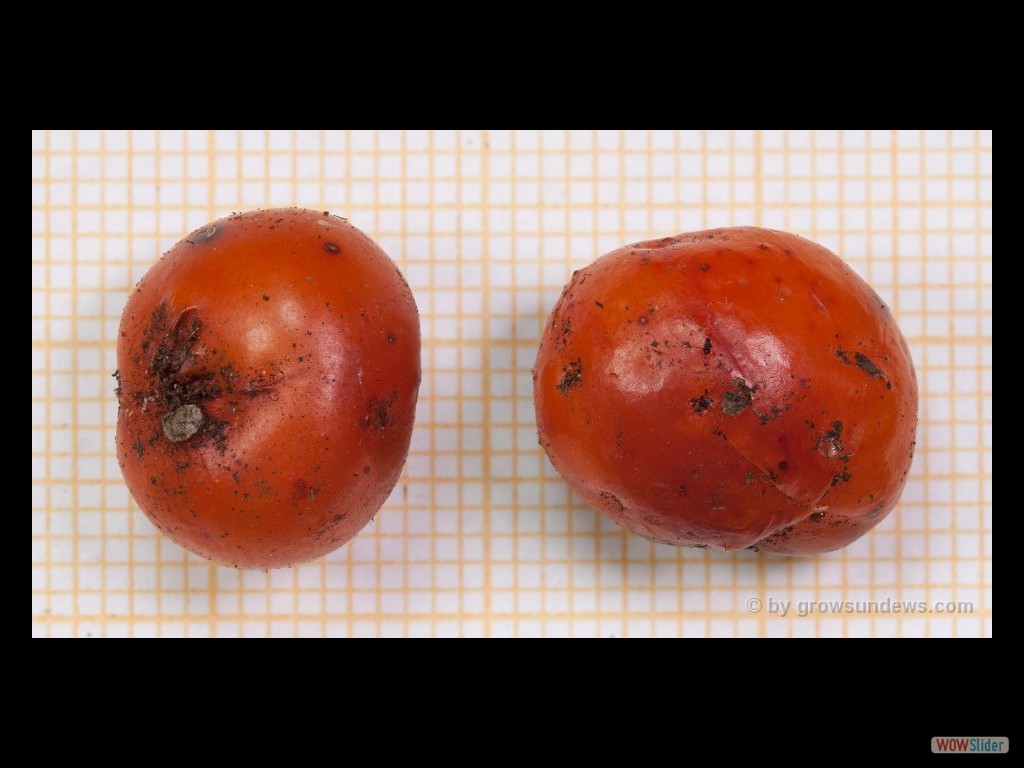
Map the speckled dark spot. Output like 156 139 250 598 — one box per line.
690 393 713 414
557 358 583 393
831 468 852 486
599 491 625 513
721 379 754 416
367 397 392 429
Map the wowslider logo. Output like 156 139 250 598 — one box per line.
932 737 1009 754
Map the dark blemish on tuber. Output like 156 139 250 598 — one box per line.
721 379 754 416
324 242 341 254
600 491 626 513
139 304 230 452
690 393 713 414
367 395 395 429
557 358 583 393
831 468 852 486
837 346 887 381
809 510 826 522
262 295 270 301
854 352 883 377
594 301 604 309
703 337 712 355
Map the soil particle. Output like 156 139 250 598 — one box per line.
162 404 204 442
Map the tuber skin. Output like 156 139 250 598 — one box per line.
115 209 420 569
533 227 917 554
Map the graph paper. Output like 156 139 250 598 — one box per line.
31 130 992 637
